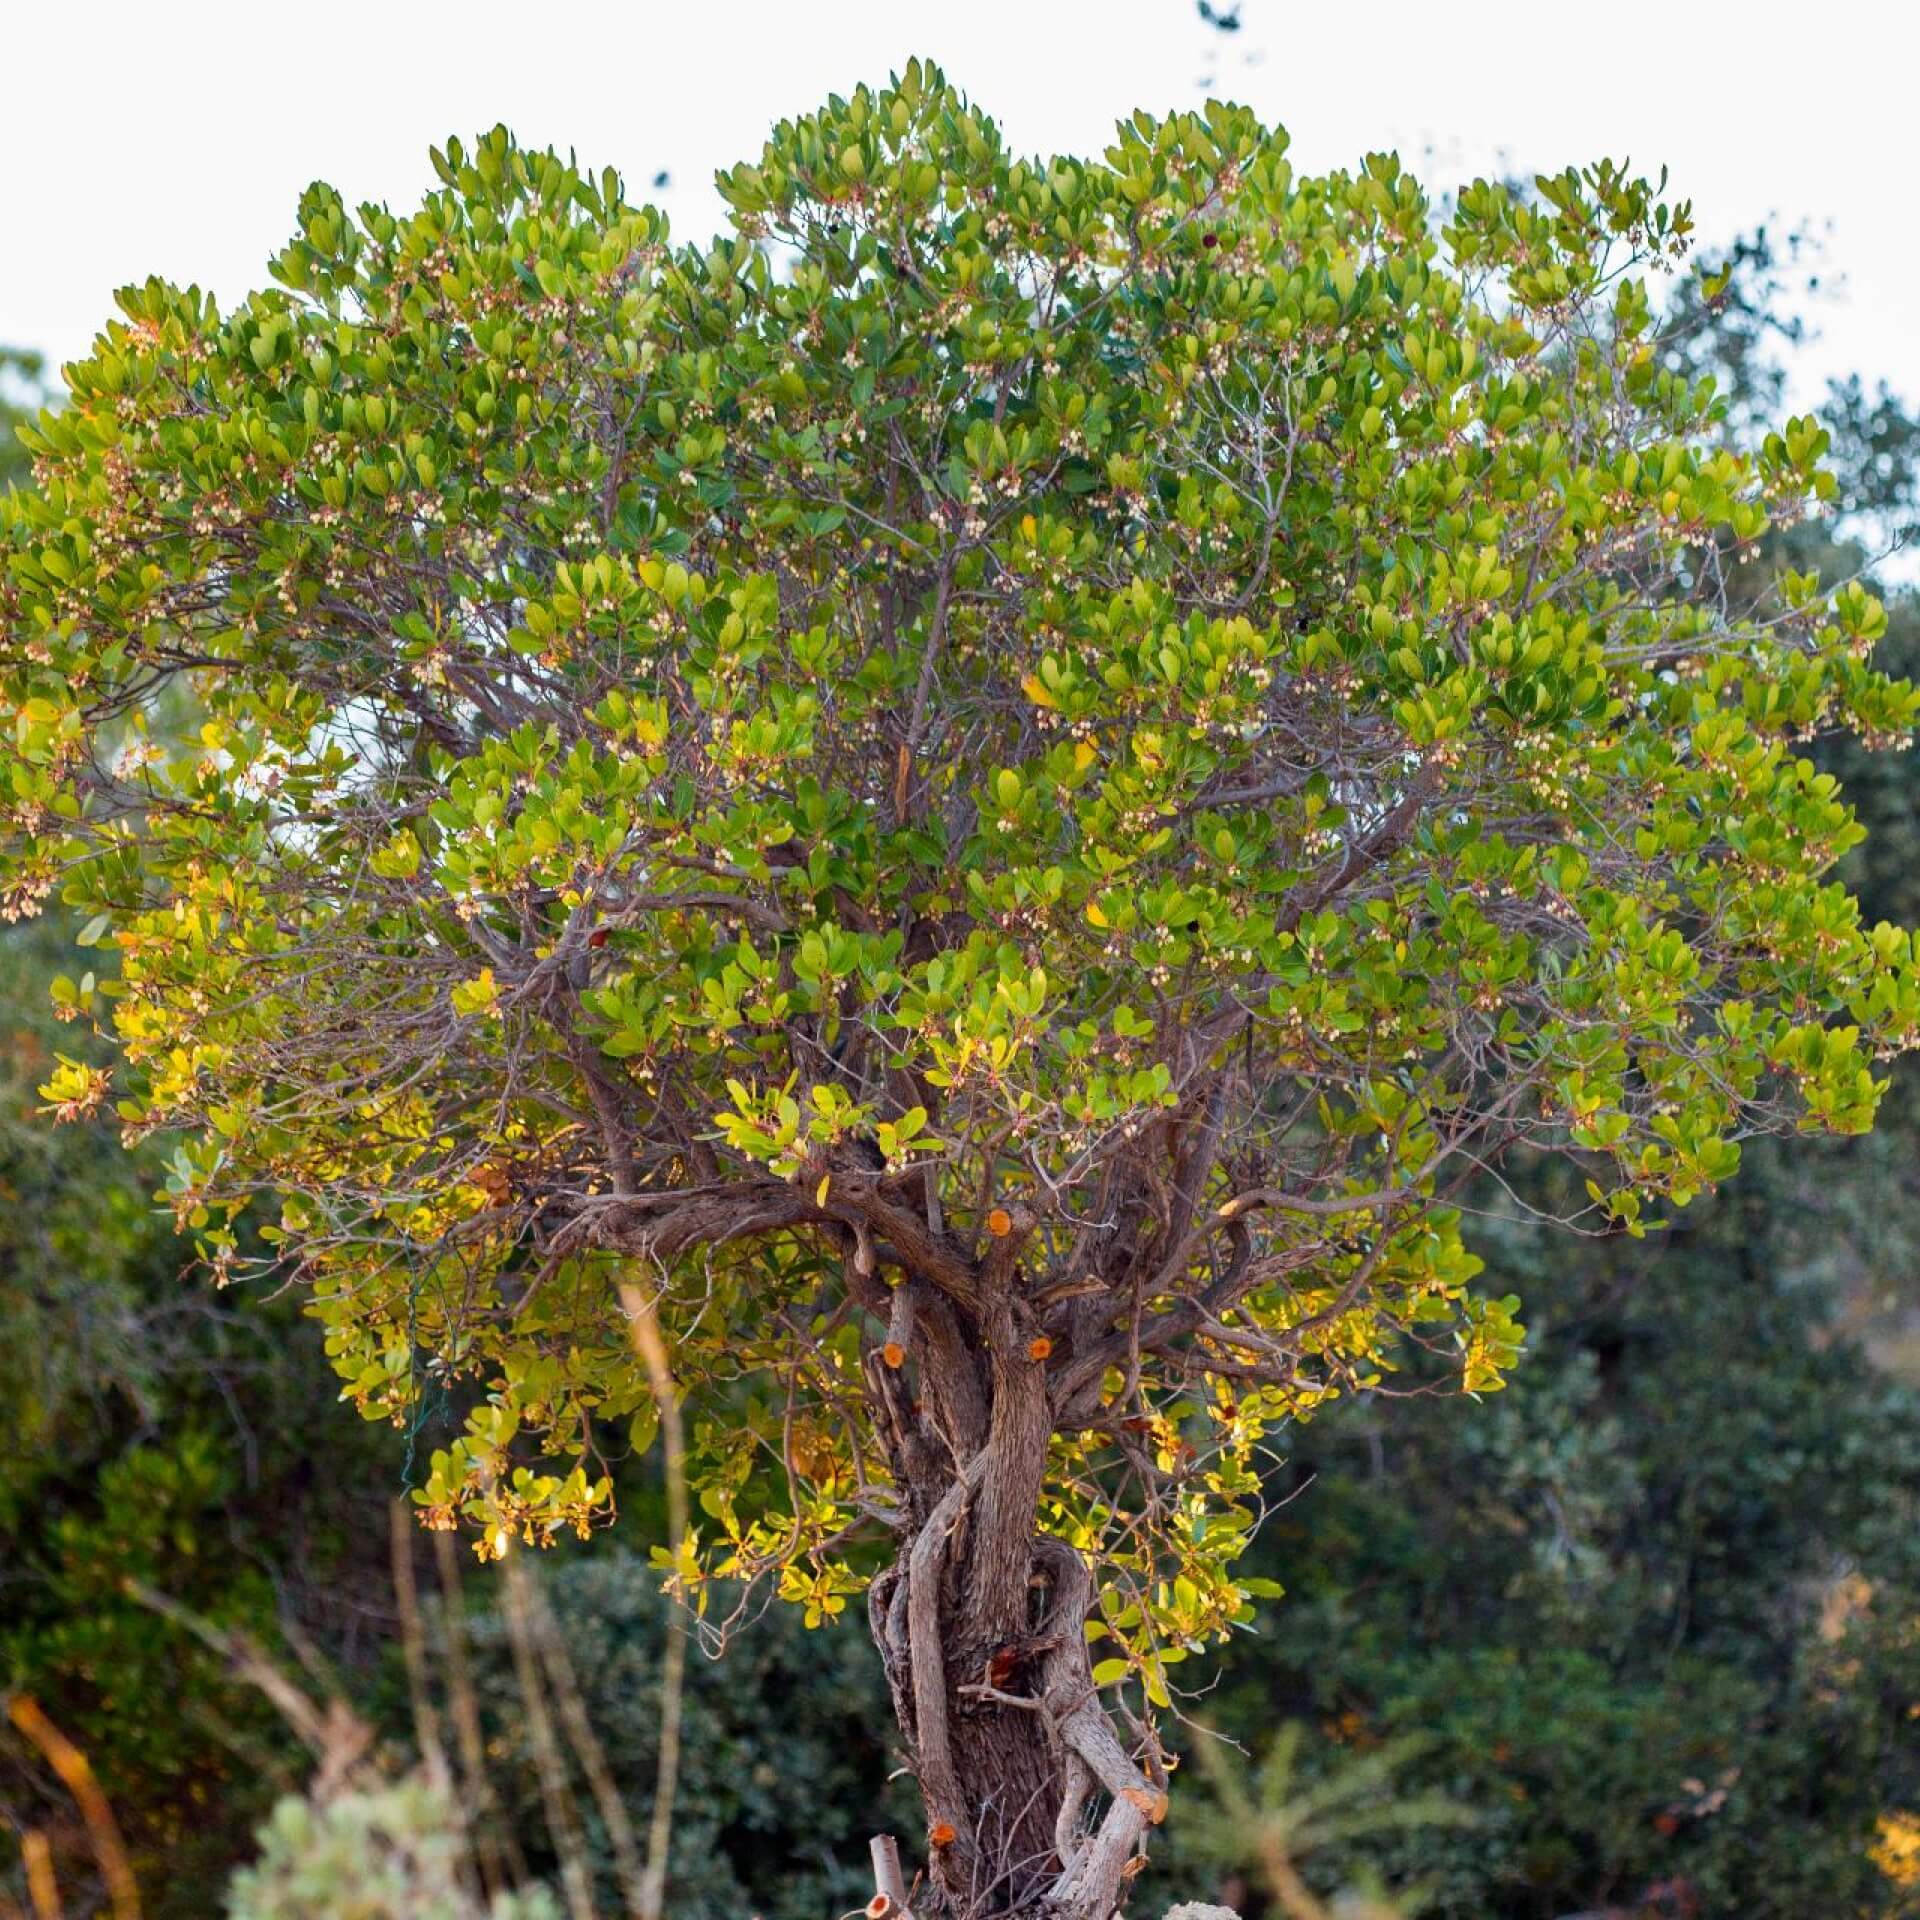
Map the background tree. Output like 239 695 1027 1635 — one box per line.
445 1551 914 1918
1145 1159 1920 1919
3 66 1917 1918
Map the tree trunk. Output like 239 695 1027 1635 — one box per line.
866 1490 1167 1920
850 1254 1167 1920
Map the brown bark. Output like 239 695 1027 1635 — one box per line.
864 1280 1163 1920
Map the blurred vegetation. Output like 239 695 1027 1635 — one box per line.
4 214 1920 1917
227 1777 562 1920
440 1553 916 1919
0 347 52 493
1141 1148 1920 1917
1174 1724 1475 1918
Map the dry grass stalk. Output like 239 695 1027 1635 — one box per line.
617 1278 689 1920
501 1546 598 1920
6 1698 138 1920
518 1572 648 1916
18 1831 61 1920
389 1499 451 1785
122 1583 372 1800
430 1528 530 1895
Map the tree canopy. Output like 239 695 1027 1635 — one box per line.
3 62 1916 1916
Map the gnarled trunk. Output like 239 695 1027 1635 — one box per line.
863 1334 1168 1920
867 1525 1169 1920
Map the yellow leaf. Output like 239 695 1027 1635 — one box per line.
450 969 501 1018
1020 673 1057 710
816 1173 831 1207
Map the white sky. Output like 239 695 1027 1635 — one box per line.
3 0 1916 413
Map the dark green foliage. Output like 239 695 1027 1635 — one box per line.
1144 1192 1920 1916
0 918 181 1532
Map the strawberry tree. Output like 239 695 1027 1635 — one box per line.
4 62 1917 1919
